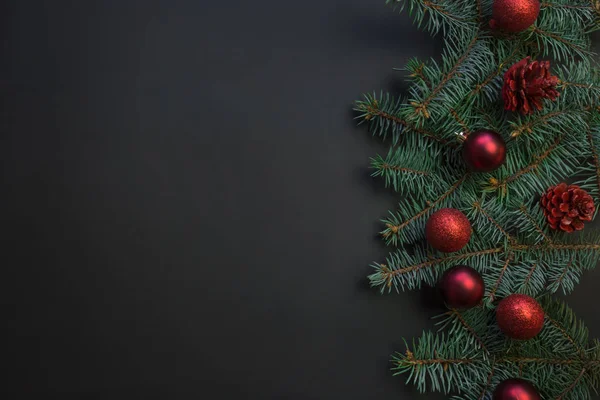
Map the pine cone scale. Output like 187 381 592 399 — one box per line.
503 57 559 115
541 183 596 233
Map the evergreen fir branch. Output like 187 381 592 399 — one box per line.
469 41 526 104
417 35 479 111
392 332 488 394
555 368 587 400
370 146 443 193
447 309 488 352
540 297 589 358
381 173 468 246
541 0 599 28
463 195 513 245
354 92 452 145
404 58 433 90
357 1 600 398
497 356 596 366
450 108 472 135
520 262 545 296
370 241 504 292
507 97 589 142
476 364 495 400
509 199 553 244
408 34 494 124
372 235 600 295
545 254 577 293
392 297 600 398
586 114 600 200
487 254 514 303
531 24 591 62
486 121 589 198
487 135 564 196
509 110 575 140
516 236 600 295
556 62 600 107
434 306 492 354
385 0 479 37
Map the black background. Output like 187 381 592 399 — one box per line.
2 1 600 399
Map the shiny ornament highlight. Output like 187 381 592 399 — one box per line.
440 266 484 309
462 130 506 172
493 378 541 400
496 294 544 340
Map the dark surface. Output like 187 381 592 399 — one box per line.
1 1 599 399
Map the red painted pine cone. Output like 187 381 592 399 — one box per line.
502 57 559 115
540 183 595 233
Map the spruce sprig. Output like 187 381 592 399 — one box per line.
356 0 600 397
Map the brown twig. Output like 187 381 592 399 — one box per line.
522 262 539 288
546 314 587 359
380 164 431 176
490 134 565 192
478 363 495 400
363 105 450 145
450 108 471 135
448 308 488 351
510 111 567 138
488 254 514 303
585 125 600 194
473 202 512 242
556 368 587 400
532 27 587 54
471 45 524 96
384 175 468 238
383 247 504 280
518 204 552 243
550 255 576 291
413 36 479 118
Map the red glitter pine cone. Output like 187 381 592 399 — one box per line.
502 57 559 115
541 183 595 233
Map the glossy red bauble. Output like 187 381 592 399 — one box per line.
490 0 540 33
425 208 472 253
496 294 545 340
440 266 485 309
493 378 541 400
462 130 507 172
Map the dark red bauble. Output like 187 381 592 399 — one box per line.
493 378 541 400
425 208 472 253
490 0 540 33
496 294 545 340
462 130 506 172
440 266 485 309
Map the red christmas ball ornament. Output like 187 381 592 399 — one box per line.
493 378 541 400
462 130 506 172
425 208 472 253
490 0 540 33
440 266 485 309
496 294 545 340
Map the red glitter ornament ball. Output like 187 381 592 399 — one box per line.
425 208 472 253
496 294 545 340
490 0 540 33
462 130 506 172
440 266 485 309
493 378 541 400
